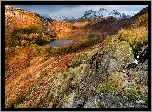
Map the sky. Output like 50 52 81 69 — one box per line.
10 5 148 18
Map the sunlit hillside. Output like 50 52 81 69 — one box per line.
4 5 148 108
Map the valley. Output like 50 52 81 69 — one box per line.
4 5 148 108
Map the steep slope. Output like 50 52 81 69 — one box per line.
85 7 148 35
4 5 148 108
117 8 148 60
42 19 76 39
5 5 51 47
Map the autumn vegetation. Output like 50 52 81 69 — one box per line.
5 5 148 108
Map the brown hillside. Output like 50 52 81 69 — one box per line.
42 20 76 39
5 5 43 47
85 7 148 35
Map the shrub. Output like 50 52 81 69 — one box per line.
70 61 80 68
36 76 44 83
10 27 52 46
14 95 26 106
117 27 148 57
35 48 42 56
124 84 148 103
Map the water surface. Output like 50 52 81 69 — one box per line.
43 40 73 47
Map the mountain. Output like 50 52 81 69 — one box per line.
5 5 42 30
85 7 148 35
5 5 52 47
42 19 76 39
4 5 148 108
40 8 138 23
81 8 131 20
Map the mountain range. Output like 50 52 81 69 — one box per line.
40 8 138 22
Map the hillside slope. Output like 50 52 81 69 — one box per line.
4 5 148 108
85 7 148 35
42 19 76 39
5 5 52 47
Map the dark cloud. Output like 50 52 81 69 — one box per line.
10 5 81 14
10 5 148 17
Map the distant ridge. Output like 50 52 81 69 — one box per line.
40 8 138 23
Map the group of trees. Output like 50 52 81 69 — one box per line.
43 35 103 57
10 27 54 46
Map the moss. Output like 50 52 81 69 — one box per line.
36 76 44 83
35 48 42 56
14 95 26 106
101 83 111 92
124 84 148 103
25 89 32 95
96 72 126 94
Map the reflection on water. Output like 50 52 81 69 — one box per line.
43 40 73 47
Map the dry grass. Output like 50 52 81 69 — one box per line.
96 72 126 94
74 21 90 28
96 71 148 103
5 50 76 108
118 26 148 44
129 12 148 28
124 81 148 102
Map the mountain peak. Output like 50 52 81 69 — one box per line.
5 5 12 9
41 7 139 22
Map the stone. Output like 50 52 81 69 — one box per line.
99 40 134 77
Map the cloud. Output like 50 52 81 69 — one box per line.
104 5 148 11
10 5 148 18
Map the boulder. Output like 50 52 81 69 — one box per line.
99 40 134 76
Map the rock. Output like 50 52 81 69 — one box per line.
76 100 86 108
136 100 145 104
134 71 148 86
138 45 148 64
126 63 137 69
84 95 101 108
99 40 134 77
107 59 118 73
67 91 75 108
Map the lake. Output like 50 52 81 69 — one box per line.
43 40 73 47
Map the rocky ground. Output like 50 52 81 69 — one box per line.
6 34 148 108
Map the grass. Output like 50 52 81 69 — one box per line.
123 84 148 103
36 76 44 83
96 72 148 104
129 12 148 28
117 12 148 56
69 61 80 68
8 83 35 108
96 72 126 94
8 71 50 108
25 89 33 96
117 27 148 56
11 94 26 107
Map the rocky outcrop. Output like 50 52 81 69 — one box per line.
5 5 148 108
98 37 134 77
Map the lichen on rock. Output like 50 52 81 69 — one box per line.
99 39 134 76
